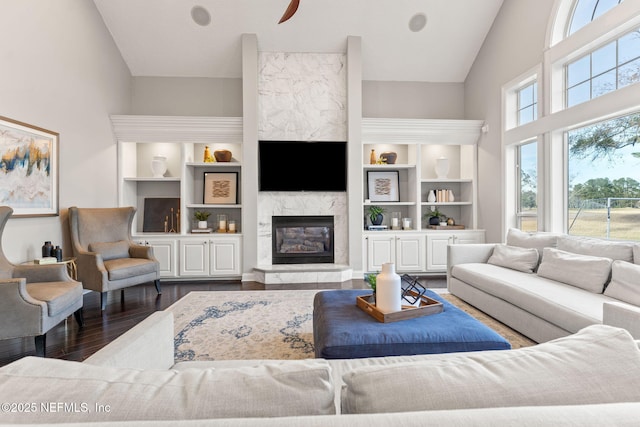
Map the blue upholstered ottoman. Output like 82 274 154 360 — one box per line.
313 289 511 359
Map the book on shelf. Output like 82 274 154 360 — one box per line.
367 225 388 231
191 228 213 233
35 257 58 264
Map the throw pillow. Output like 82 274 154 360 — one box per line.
537 247 612 293
0 358 335 422
88 240 130 261
557 235 635 263
634 244 640 265
505 228 560 265
341 325 640 414
604 260 640 306
487 244 539 273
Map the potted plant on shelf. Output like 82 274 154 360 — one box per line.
368 205 385 225
194 211 211 229
425 209 444 226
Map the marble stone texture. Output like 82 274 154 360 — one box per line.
258 52 347 141
256 51 349 271
257 192 348 266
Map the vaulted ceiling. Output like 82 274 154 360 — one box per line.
93 0 504 82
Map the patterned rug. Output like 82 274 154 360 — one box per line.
166 290 536 362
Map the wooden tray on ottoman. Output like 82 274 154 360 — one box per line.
356 291 444 323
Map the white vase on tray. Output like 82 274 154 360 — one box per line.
376 263 402 313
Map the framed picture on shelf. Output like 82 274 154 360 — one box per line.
204 172 238 204
367 170 399 202
0 116 59 217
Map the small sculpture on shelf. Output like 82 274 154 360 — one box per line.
203 146 215 163
214 149 232 162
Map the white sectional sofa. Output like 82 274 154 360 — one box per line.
448 229 640 343
2 308 640 424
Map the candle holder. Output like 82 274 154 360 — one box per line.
391 212 402 230
217 214 228 233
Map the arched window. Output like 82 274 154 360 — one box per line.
503 0 640 239
567 0 623 36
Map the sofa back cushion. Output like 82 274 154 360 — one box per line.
604 260 640 306
634 244 640 265
506 228 561 266
341 325 640 414
557 235 635 263
89 240 131 261
536 247 612 293
487 244 539 273
0 358 335 423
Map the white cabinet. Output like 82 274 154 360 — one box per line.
179 236 242 277
365 233 425 273
135 238 178 278
426 230 485 272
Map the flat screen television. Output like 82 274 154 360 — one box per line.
259 141 347 191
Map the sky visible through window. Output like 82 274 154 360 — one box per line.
568 0 622 36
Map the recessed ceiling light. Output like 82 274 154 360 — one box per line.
191 5 211 26
408 13 427 32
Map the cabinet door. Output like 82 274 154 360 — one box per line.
396 234 426 272
179 239 209 276
366 235 395 272
147 239 177 278
426 233 453 272
210 237 241 276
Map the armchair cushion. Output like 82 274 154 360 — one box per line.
25 282 83 317
104 258 158 281
88 240 130 261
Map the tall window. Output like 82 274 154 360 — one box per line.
517 82 538 125
567 0 623 36
517 141 538 231
567 112 640 239
566 27 640 108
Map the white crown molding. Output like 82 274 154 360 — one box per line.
362 118 484 145
110 115 243 143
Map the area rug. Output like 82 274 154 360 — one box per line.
166 290 536 362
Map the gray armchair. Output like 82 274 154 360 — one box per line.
0 206 83 357
68 206 161 311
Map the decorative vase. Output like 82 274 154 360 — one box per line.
371 214 383 225
370 149 377 165
42 241 53 258
54 246 62 262
435 157 449 179
198 220 208 229
448 189 455 202
427 190 436 203
429 216 441 226
380 151 397 164
376 263 401 313
214 149 232 162
150 155 167 178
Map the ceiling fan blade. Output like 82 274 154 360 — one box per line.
278 0 300 24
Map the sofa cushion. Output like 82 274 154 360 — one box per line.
487 244 538 273
604 261 640 306
450 263 610 332
506 228 560 262
341 325 640 414
537 248 612 293
0 358 335 423
89 240 130 261
557 235 635 263
635 244 640 265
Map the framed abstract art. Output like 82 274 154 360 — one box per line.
0 116 59 217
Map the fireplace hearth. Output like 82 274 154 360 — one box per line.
272 216 335 264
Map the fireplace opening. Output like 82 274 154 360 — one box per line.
272 216 334 264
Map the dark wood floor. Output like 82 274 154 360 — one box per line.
0 279 371 367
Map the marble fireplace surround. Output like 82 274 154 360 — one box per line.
255 51 351 283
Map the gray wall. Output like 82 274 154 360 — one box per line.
464 0 555 243
0 0 131 262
